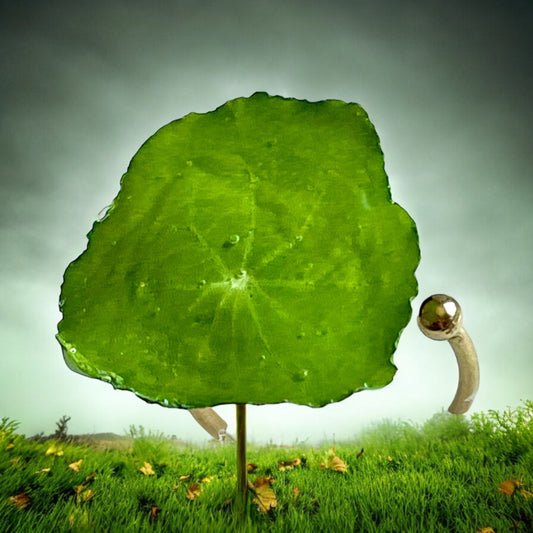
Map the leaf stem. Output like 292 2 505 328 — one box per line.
236 403 247 516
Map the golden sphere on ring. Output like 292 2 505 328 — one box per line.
418 294 463 340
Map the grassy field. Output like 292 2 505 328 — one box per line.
1 402 532 532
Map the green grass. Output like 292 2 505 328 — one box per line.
1 402 532 532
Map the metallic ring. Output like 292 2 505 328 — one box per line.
418 294 480 414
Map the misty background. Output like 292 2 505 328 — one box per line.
1 0 531 443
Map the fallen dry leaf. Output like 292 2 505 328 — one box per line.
179 474 191 481
357 448 364 459
75 485 85 495
69 459 83 472
498 479 523 497
186 483 201 501
279 458 302 471
140 462 155 476
252 477 277 513
9 493 30 509
477 528 495 533
247 463 258 472
324 448 347 473
150 506 160 519
35 467 51 474
328 456 347 472
201 475 216 483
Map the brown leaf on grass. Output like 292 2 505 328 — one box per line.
293 487 300 501
498 479 523 496
140 462 155 476
9 492 30 509
35 467 51 474
150 506 160 519
357 448 364 459
497 479 532 501
324 448 347 473
201 475 216 483
328 456 347 473
186 483 201 501
179 474 191 481
69 459 83 472
477 528 495 533
279 458 302 471
247 463 258 472
75 485 85 495
252 477 277 513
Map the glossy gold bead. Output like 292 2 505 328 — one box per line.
418 294 463 340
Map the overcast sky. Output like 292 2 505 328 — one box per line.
1 0 531 444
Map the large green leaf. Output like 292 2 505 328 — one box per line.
57 92 420 408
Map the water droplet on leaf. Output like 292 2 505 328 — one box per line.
223 234 240 247
292 369 309 382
